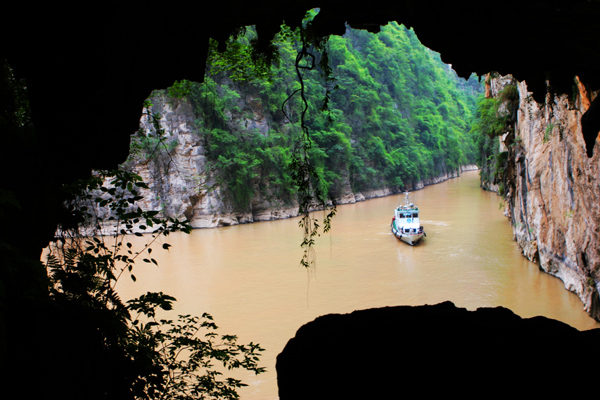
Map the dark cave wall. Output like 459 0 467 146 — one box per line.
3 0 600 389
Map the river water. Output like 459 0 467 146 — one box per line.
115 170 600 399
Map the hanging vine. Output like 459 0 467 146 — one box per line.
282 22 337 269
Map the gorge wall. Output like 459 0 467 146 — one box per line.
491 76 600 320
127 90 477 228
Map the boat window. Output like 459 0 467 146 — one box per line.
413 213 419 218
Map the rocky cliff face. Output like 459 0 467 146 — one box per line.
498 76 600 320
125 91 476 229
123 92 300 229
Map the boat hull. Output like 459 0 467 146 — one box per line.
391 221 424 246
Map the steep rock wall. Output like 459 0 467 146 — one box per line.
480 74 518 192
124 92 300 229
126 91 476 228
503 78 600 320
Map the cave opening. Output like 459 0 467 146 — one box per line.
3 2 600 399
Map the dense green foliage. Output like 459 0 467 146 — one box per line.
155 22 482 209
471 96 504 190
322 23 481 191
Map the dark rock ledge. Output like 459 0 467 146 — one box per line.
276 301 600 399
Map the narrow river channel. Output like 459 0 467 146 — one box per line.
116 170 600 399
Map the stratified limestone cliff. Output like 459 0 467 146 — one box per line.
499 76 600 320
124 90 476 229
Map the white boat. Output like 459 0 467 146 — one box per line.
391 191 425 245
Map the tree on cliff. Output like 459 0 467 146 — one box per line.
471 77 519 194
139 21 481 204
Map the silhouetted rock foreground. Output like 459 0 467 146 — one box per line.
277 301 599 399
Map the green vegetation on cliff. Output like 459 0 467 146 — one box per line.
139 21 482 209
323 24 481 190
471 77 519 194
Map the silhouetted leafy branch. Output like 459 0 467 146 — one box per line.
45 169 264 399
128 100 179 174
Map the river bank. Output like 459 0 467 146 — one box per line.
128 160 480 230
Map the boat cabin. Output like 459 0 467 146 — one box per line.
395 206 419 224
394 205 421 234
